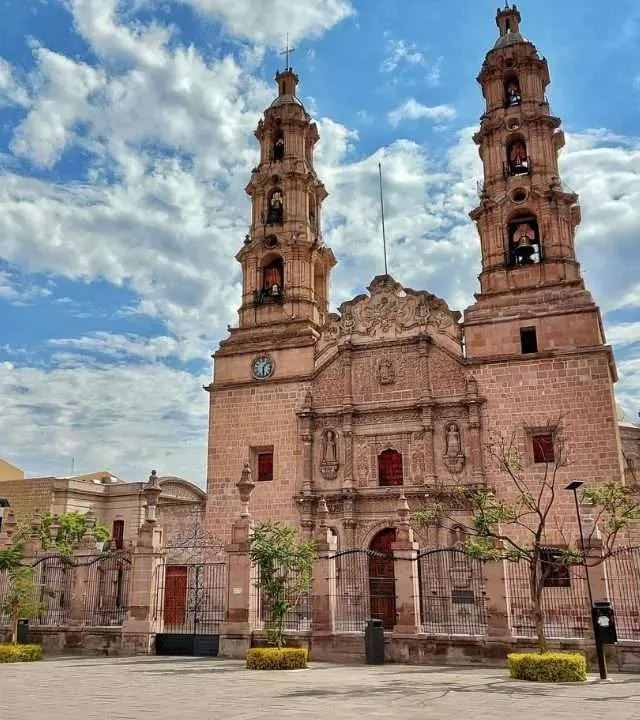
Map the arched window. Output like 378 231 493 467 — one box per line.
378 449 403 487
504 76 521 107
262 256 284 298
508 213 541 266
267 189 284 225
506 137 529 176
273 130 284 161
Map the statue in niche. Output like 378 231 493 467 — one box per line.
378 359 395 386
443 422 465 475
320 429 339 480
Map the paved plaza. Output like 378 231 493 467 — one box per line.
1 657 640 720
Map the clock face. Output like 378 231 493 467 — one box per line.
252 355 274 380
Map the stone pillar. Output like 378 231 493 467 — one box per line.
0 510 16 547
218 463 255 659
122 471 165 654
392 494 421 634
311 498 337 634
466 375 485 485
484 558 512 639
341 342 354 489
419 336 436 485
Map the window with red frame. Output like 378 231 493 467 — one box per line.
257 451 274 482
532 434 555 464
378 449 403 487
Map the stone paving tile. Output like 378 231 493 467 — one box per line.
1 657 640 720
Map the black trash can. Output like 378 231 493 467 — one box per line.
365 619 385 665
17 619 29 645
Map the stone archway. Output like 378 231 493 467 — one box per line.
368 528 396 630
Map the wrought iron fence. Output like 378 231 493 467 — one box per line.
0 555 73 627
418 548 488 636
330 549 396 632
606 547 640 641
251 563 312 632
156 561 227 635
506 557 591 639
82 554 132 627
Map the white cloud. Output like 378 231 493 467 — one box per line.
380 36 442 87
606 322 640 347
0 58 30 108
48 332 197 363
388 99 457 127
178 0 355 45
0 269 52 304
0 361 208 484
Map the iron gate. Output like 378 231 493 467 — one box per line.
155 561 227 656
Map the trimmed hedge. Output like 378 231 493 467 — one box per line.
0 644 43 663
507 652 587 682
246 647 308 670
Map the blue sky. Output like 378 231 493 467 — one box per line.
0 0 638 485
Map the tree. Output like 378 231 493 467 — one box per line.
412 424 640 652
249 521 316 648
13 512 110 556
0 565 50 644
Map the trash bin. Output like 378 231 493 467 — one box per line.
592 601 618 645
365 619 385 665
17 619 29 645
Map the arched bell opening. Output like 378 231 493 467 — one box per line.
504 75 521 107
267 188 284 225
377 449 404 487
273 129 285 162
505 135 530 177
507 213 542 267
261 255 285 300
368 528 397 630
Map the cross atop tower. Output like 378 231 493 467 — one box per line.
279 33 296 71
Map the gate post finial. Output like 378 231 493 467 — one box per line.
237 463 255 518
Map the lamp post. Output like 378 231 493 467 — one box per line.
564 480 607 680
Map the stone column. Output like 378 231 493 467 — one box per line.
0 510 16 547
218 463 255 659
466 375 485 485
122 471 165 654
298 392 315 539
484 558 512 639
392 494 421 634
68 519 101 628
419 336 436 485
341 342 354 489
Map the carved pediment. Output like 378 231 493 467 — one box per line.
317 274 462 355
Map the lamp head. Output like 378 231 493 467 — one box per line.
565 480 584 491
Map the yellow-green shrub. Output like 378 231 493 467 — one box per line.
0 644 43 663
507 652 586 682
246 647 308 670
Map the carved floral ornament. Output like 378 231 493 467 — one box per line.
319 275 462 346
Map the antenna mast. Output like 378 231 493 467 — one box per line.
378 162 389 275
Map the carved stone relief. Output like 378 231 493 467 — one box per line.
411 431 426 482
355 438 371 484
320 429 339 480
378 359 396 385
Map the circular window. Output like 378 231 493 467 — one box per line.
512 188 528 204
264 235 279 248
505 58 515 68
506 117 520 131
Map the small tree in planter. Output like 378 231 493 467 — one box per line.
248 521 315 668
413 424 640 678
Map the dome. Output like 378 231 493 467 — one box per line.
269 94 305 109
494 31 528 49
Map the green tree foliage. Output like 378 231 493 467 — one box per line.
13 512 110 556
413 425 640 652
0 565 50 644
249 521 316 649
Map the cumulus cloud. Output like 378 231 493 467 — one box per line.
0 58 30 108
178 0 355 45
380 36 443 86
387 99 457 127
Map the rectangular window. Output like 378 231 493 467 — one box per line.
532 434 555 464
378 449 404 487
520 327 538 354
112 519 125 550
540 548 571 588
257 451 274 482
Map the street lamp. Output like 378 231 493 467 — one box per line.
564 480 607 680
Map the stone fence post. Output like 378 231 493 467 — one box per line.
311 498 337 634
219 463 255 659
122 471 165 654
484 558 512 639
392 494 421 634
68 513 101 628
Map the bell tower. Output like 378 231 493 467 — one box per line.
237 66 335 331
464 4 607 359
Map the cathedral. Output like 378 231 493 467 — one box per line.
205 5 629 551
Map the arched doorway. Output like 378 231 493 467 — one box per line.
368 528 396 630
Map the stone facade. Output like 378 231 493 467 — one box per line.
205 6 637 550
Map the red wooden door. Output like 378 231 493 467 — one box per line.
164 566 188 626
369 529 397 630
